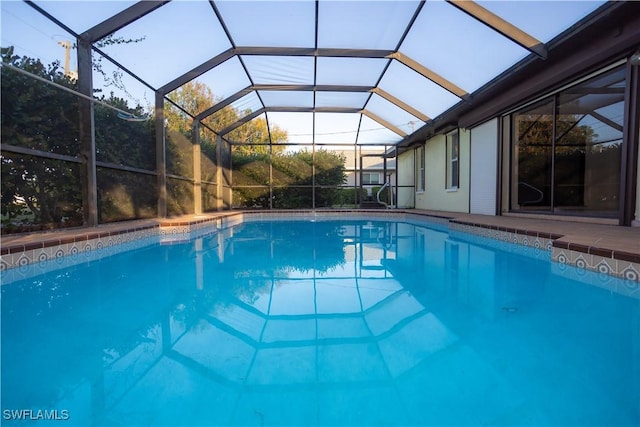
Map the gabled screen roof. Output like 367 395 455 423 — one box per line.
9 0 608 146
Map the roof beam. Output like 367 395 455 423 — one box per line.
252 84 375 92
159 46 394 95
447 0 547 59
392 52 470 100
235 47 395 58
195 86 253 121
196 84 376 122
218 109 265 136
81 1 170 42
371 87 430 122
159 48 236 94
590 111 623 133
361 111 407 137
270 107 361 114
218 106 362 136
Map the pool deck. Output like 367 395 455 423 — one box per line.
1 209 639 281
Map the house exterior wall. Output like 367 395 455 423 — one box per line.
406 62 638 226
335 149 396 193
396 149 415 208
396 4 639 225
414 129 470 212
469 118 499 215
501 117 511 215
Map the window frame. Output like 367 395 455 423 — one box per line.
362 171 381 185
415 145 425 193
446 130 459 190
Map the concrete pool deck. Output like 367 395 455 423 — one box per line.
1 209 639 282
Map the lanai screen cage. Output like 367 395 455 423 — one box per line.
0 0 607 233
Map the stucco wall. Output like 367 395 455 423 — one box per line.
396 149 415 208
414 129 470 213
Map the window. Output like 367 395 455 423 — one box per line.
362 172 381 185
446 131 459 189
415 146 425 192
510 65 625 218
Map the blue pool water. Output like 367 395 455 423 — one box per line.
1 219 639 426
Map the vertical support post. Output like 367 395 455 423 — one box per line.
215 134 223 210
353 143 358 206
382 147 388 207
383 148 388 182
77 38 98 226
311 143 316 209
269 142 273 209
225 139 232 209
359 149 363 208
156 92 167 218
549 95 557 214
193 121 202 215
394 146 399 207
622 58 639 226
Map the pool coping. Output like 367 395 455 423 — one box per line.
1 209 639 283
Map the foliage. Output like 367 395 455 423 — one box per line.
97 168 156 223
232 149 347 208
1 47 83 228
95 100 156 222
166 81 288 155
91 34 146 101
332 187 366 207
94 96 155 170
1 49 349 232
1 46 153 229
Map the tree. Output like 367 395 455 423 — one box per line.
1 47 83 228
234 148 347 208
1 47 156 228
93 94 157 222
166 81 288 155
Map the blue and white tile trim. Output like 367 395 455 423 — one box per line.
449 218 640 286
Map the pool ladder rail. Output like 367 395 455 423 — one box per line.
376 181 395 209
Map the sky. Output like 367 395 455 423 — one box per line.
0 0 606 145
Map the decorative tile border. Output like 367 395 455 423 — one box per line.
0 225 159 273
449 219 560 252
449 219 640 284
1 234 161 283
1 210 639 285
448 229 550 262
552 246 640 283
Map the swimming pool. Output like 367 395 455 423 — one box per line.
2 218 639 426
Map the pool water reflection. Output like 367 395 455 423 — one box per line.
2 219 639 426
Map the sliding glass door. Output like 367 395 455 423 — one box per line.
511 66 625 218
512 99 554 211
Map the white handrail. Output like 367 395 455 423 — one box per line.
376 181 389 208
518 181 544 205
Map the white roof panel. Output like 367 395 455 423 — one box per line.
13 0 615 146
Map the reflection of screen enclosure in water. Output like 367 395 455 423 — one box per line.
511 66 624 217
2 219 639 426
